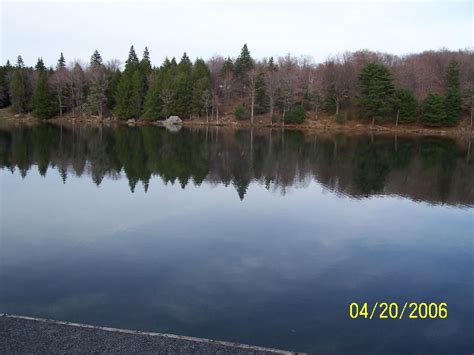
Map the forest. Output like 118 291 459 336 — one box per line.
0 45 473 127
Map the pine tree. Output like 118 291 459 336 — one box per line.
10 63 28 113
57 52 66 70
140 47 152 74
422 92 447 127
358 62 395 125
222 57 234 74
142 69 165 120
114 46 141 119
32 71 57 119
137 47 152 114
106 70 121 110
393 88 418 125
87 50 107 117
254 73 269 114
35 58 46 72
444 59 461 126
0 63 12 107
90 50 103 67
131 69 146 117
175 53 193 117
191 59 211 116
234 44 253 79
125 45 139 68
161 60 178 117
16 55 24 68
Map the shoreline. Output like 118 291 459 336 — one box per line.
1 109 473 138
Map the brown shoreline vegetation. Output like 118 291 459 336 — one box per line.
2 107 472 139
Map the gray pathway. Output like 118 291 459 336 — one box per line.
0 314 300 354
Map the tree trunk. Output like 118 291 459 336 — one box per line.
335 99 339 115
269 96 274 121
251 90 255 125
58 94 63 117
467 140 471 163
216 106 219 124
396 109 400 126
270 96 274 117
372 117 375 127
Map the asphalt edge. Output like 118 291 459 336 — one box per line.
0 314 303 354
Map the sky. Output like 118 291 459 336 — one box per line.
1 0 472 68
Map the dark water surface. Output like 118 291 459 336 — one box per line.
0 123 473 354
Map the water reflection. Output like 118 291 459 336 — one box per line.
0 123 472 205
1 123 473 353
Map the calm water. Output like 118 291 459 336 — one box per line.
0 123 473 354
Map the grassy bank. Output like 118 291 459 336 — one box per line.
1 107 472 137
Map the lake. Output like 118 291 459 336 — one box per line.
0 123 472 354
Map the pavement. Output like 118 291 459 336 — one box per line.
0 314 300 354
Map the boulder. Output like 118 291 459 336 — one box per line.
165 116 182 125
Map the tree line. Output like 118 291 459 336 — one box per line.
0 45 472 127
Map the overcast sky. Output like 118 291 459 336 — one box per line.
1 0 472 68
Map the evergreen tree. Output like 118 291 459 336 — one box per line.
32 71 57 119
161 61 178 117
114 46 141 119
106 70 121 110
234 44 253 79
35 58 46 72
87 50 108 117
222 57 234 74
0 64 12 107
57 52 66 70
323 85 337 113
131 69 146 117
422 92 447 127
358 62 395 125
10 62 28 113
137 47 152 113
142 68 165 119
254 73 269 114
140 47 152 74
175 53 193 116
445 59 460 91
191 59 212 116
444 59 461 126
90 50 103 67
125 45 139 68
16 55 24 68
393 88 418 125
